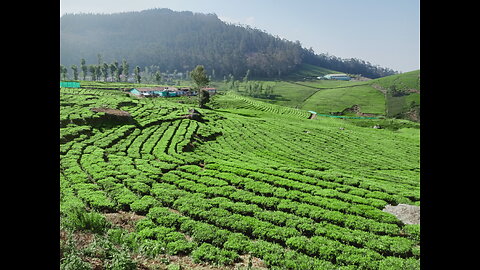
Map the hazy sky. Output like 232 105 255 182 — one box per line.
60 0 420 72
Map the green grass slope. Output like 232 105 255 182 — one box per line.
370 70 420 92
301 84 385 115
238 70 420 121
60 84 420 269
369 70 420 120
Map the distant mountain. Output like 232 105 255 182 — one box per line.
60 8 397 79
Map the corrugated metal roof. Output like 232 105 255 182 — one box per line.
326 74 348 77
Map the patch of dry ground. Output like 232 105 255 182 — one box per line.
383 204 420 225
90 107 132 117
104 211 145 232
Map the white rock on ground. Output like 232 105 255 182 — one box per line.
383 204 420 225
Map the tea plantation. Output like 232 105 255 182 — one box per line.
60 84 420 269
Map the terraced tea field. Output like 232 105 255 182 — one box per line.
60 85 420 269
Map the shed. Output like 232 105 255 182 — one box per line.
130 87 168 96
129 88 141 95
323 74 351 81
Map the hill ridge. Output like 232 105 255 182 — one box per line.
60 8 397 79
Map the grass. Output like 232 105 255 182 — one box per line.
370 70 420 92
301 84 386 115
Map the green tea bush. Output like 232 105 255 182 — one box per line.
191 243 239 265
166 239 196 255
130 195 158 215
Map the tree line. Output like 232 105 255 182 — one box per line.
60 56 134 82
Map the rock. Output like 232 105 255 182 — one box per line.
383 204 420 225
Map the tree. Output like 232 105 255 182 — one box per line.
122 59 129 82
71 64 78 80
198 88 210 108
60 65 68 80
109 62 117 82
189 65 210 108
134 66 141 83
80 58 88 80
89 65 97 81
95 65 102 81
112 61 122 82
155 71 162 84
243 69 250 83
102 63 109 81
190 65 210 89
97 53 103 66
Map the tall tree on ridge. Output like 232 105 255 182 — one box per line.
102 63 109 81
109 62 117 82
134 66 141 83
122 59 129 82
60 65 68 80
155 71 162 85
80 58 87 80
89 65 97 81
190 65 210 108
71 64 78 80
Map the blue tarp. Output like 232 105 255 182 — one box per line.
60 81 80 88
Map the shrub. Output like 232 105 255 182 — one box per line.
166 239 196 255
60 252 91 270
223 233 251 254
138 239 166 258
62 208 109 234
130 195 158 215
403 224 420 242
377 256 420 270
191 243 239 265
105 249 137 270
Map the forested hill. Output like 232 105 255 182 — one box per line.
60 8 397 79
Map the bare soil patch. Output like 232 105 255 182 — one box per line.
104 211 145 232
90 107 132 117
383 204 420 225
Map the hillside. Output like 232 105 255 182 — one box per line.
369 70 420 121
60 8 397 79
60 82 420 269
239 70 420 122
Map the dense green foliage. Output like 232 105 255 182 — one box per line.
60 82 420 269
60 8 397 79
